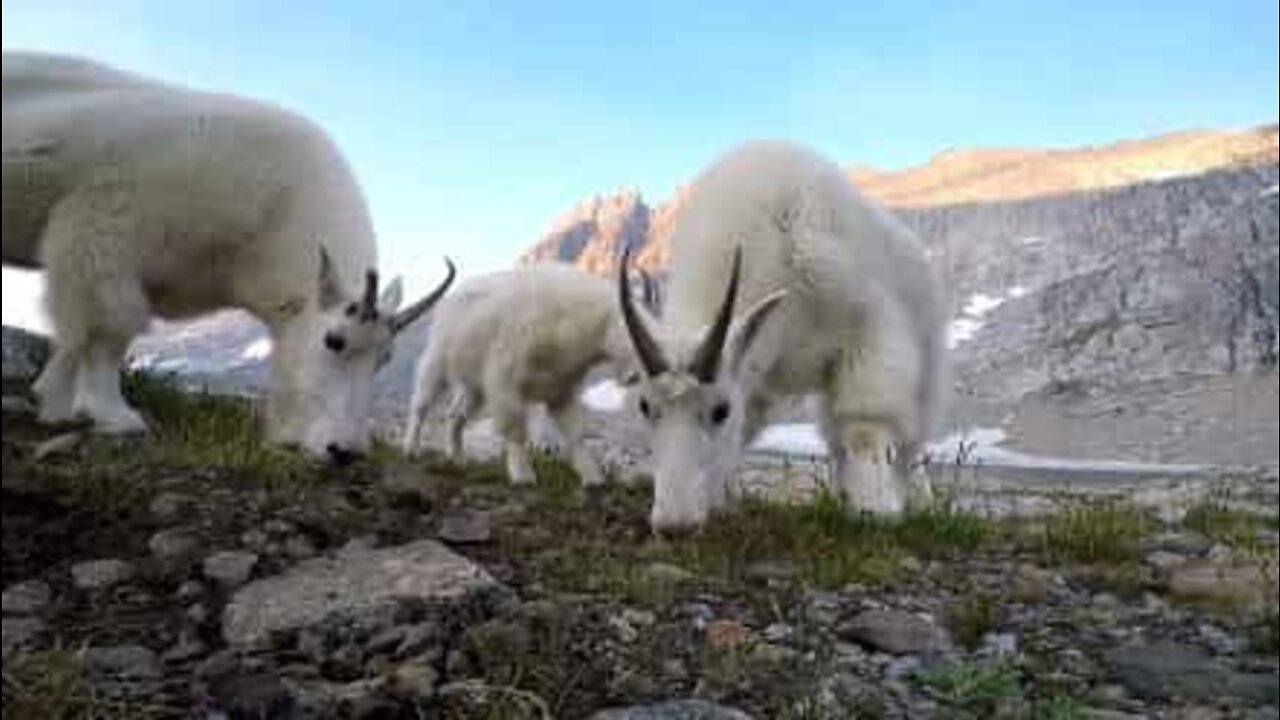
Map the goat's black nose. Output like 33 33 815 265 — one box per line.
326 444 361 466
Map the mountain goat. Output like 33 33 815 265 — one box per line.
2 51 455 461
402 263 655 486
618 140 949 531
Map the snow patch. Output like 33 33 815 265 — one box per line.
240 338 273 362
1018 236 1049 246
746 422 1206 475
582 380 628 412
1262 185 1280 199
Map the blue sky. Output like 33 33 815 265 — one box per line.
3 0 1278 325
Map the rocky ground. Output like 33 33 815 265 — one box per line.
2 372 1278 719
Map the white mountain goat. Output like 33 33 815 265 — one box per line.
617 140 949 531
2 51 455 461
402 263 656 486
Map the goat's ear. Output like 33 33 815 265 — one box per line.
726 289 789 372
378 277 404 316
318 247 345 310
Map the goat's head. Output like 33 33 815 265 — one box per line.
617 247 787 532
272 248 456 465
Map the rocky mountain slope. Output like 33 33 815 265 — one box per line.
516 126 1280 465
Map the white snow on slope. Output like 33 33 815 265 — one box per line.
241 338 273 362
748 422 1206 474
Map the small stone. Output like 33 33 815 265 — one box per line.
186 603 212 627
203 550 259 589
395 621 442 660
381 462 432 508
1108 641 1279 704
620 608 657 628
390 659 439 700
148 529 201 565
79 645 162 681
763 623 794 643
609 615 641 644
240 530 270 551
149 492 195 521
1145 551 1188 571
706 619 748 651
749 642 796 665
978 632 1019 659
263 519 296 537
33 431 84 461
206 670 293 719
71 559 136 591
194 649 239 680
1196 624 1239 656
284 535 318 560
365 626 408 656
1009 564 1055 603
2 617 45 659
1166 560 1269 607
3 580 53 615
662 658 689 681
175 580 206 603
438 510 492 544
839 609 951 655
162 635 209 664
645 562 695 584
744 560 798 584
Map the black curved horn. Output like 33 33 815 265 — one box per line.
689 247 742 383
618 247 669 376
392 257 457 334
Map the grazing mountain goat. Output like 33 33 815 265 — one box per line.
618 140 949 531
402 263 656 486
2 51 455 461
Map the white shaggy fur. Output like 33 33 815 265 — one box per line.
2 51 452 459
619 140 949 531
402 263 653 486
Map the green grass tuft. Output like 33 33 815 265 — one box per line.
947 593 1001 651
915 660 1023 716
1 650 169 720
1037 504 1150 565
1183 504 1273 554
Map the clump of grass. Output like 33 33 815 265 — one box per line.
1184 503 1272 554
1 650 167 720
1037 504 1150 565
664 493 994 589
914 660 1022 716
947 593 1001 651
116 371 313 480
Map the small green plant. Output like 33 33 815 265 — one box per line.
915 661 1022 716
1038 504 1149 565
1184 503 1271 554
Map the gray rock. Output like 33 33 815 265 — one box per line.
590 699 754 719
161 635 209 664
71 558 136 591
1145 550 1189 571
207 670 295 719
645 562 695 584
1 395 35 416
390 658 439 700
1166 560 1270 607
2 617 45 659
149 492 196 521
3 579 53 615
148 529 201 565
284 535 318 560
34 431 84 461
222 540 498 647
2 326 50 380
839 609 952 655
186 602 212 627
1108 642 1279 704
79 645 162 681
438 510 492 544
175 580 206 602
203 550 259 589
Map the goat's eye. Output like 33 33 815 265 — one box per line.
345 303 359 317
324 332 347 353
638 398 653 419
709 400 731 426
